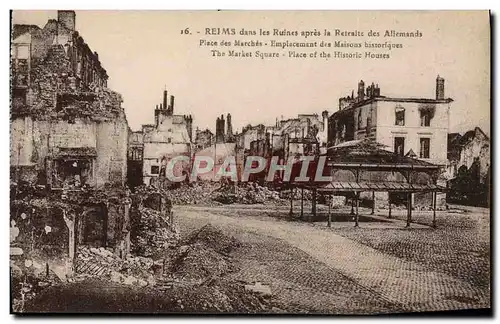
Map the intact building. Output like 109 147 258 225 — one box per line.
328 76 453 208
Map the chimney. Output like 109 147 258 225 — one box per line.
216 117 220 141
436 75 445 100
221 115 225 139
57 10 76 32
163 90 168 111
357 80 365 100
186 114 193 142
322 110 329 144
169 95 175 115
226 113 233 139
154 105 160 127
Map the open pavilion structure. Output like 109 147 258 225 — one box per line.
286 139 447 228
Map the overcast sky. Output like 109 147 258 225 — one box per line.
12 10 490 135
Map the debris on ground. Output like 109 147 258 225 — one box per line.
244 282 272 297
168 225 241 282
130 206 180 258
153 278 274 313
74 246 156 286
141 181 305 206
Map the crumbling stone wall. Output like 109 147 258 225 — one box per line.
10 193 73 284
11 39 128 188
10 116 128 188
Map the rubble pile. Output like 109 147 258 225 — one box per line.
152 181 291 205
170 246 235 282
159 225 277 312
134 181 325 206
169 225 241 282
131 206 180 258
75 247 155 286
184 224 241 254
10 260 62 312
211 182 282 205
162 182 218 205
154 279 274 313
281 188 314 201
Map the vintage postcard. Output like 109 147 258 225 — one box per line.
10 10 490 315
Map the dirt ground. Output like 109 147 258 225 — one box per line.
173 203 491 313
22 203 490 314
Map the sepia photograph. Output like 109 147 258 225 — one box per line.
9 10 491 315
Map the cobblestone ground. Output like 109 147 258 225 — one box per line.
174 204 490 314
332 207 490 290
176 212 399 314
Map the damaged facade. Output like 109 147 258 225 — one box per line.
127 129 144 188
194 127 214 151
193 114 242 181
327 77 453 208
137 90 194 186
192 112 327 182
240 114 326 183
10 11 132 280
446 127 490 206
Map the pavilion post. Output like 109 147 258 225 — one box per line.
432 191 437 228
406 192 411 227
300 187 304 219
350 195 355 215
311 188 317 222
371 191 375 215
388 194 392 218
354 191 359 227
328 194 332 228
289 187 293 218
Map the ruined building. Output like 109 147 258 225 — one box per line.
127 128 144 188
192 113 240 181
214 113 235 144
10 11 131 271
328 76 453 208
194 127 214 151
11 10 128 188
446 127 490 206
139 90 194 186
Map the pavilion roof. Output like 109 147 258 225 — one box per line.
324 139 439 168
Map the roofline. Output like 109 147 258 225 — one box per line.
332 96 454 115
326 162 441 169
